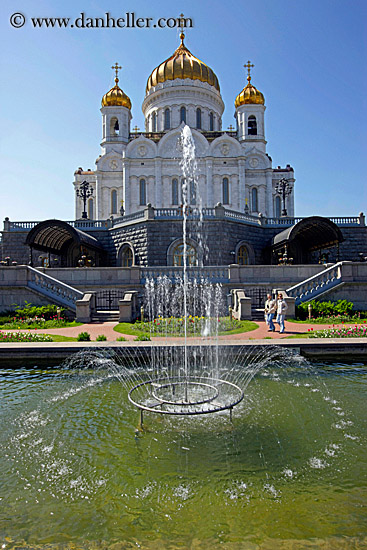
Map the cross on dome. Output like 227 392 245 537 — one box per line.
179 12 186 41
112 62 122 83
244 60 254 82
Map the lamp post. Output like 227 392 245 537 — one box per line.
275 178 292 217
76 181 93 219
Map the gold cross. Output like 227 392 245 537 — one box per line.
244 60 254 80
179 13 185 33
133 125 140 133
112 62 122 79
228 124 235 132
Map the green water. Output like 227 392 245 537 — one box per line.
0 359 366 549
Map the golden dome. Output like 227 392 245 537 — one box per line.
102 63 132 109
146 33 220 93
235 61 265 107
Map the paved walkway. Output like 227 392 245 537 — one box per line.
1 319 358 342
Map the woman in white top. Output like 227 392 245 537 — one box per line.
276 293 288 334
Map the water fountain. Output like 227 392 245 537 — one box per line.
128 125 246 424
1 127 366 548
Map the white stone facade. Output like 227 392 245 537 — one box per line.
74 74 295 221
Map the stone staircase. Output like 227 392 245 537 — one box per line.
286 262 343 304
91 310 120 323
251 308 265 321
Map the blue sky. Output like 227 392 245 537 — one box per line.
0 0 366 223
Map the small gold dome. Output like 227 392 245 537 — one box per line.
235 77 265 107
235 62 264 107
146 33 220 93
102 77 132 109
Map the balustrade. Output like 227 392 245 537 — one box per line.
27 267 83 310
287 262 342 304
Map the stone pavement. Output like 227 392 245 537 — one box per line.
2 319 356 342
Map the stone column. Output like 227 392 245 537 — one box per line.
238 159 246 211
206 159 213 206
123 160 130 215
155 158 162 208
265 170 273 217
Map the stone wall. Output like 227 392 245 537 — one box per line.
2 218 367 268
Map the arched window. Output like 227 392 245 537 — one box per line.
222 177 229 205
275 196 281 217
139 179 146 205
111 190 117 214
237 245 249 265
172 178 179 205
87 198 94 219
190 180 196 205
196 108 202 129
122 247 133 267
152 112 157 132
173 243 197 266
209 112 214 131
248 115 257 135
110 117 119 136
164 108 171 130
180 106 187 124
251 188 258 212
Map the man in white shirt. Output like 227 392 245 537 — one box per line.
264 293 277 332
276 293 288 334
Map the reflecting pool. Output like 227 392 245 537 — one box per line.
0 355 366 549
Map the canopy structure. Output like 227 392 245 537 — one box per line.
272 216 344 264
26 219 105 267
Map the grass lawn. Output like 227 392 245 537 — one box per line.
48 335 78 342
113 320 258 338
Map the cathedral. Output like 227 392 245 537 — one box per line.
74 32 295 222
2 32 364 271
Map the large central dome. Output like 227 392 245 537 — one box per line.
146 33 220 93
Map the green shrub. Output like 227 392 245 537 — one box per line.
134 334 151 341
96 334 107 341
296 299 354 320
14 303 66 321
116 336 127 341
77 331 91 341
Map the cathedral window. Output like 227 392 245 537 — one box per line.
173 243 197 266
237 245 249 265
275 195 281 217
139 179 146 205
88 198 94 219
180 106 187 124
209 112 214 131
122 246 133 267
222 177 229 205
189 180 196 205
251 188 258 212
172 178 179 205
152 112 157 132
110 117 119 136
248 115 257 135
111 190 117 214
196 108 202 129
164 108 171 130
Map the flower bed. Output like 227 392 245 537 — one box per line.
308 325 367 338
0 331 53 342
139 315 243 336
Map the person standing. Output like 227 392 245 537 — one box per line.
276 293 288 334
264 293 277 332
